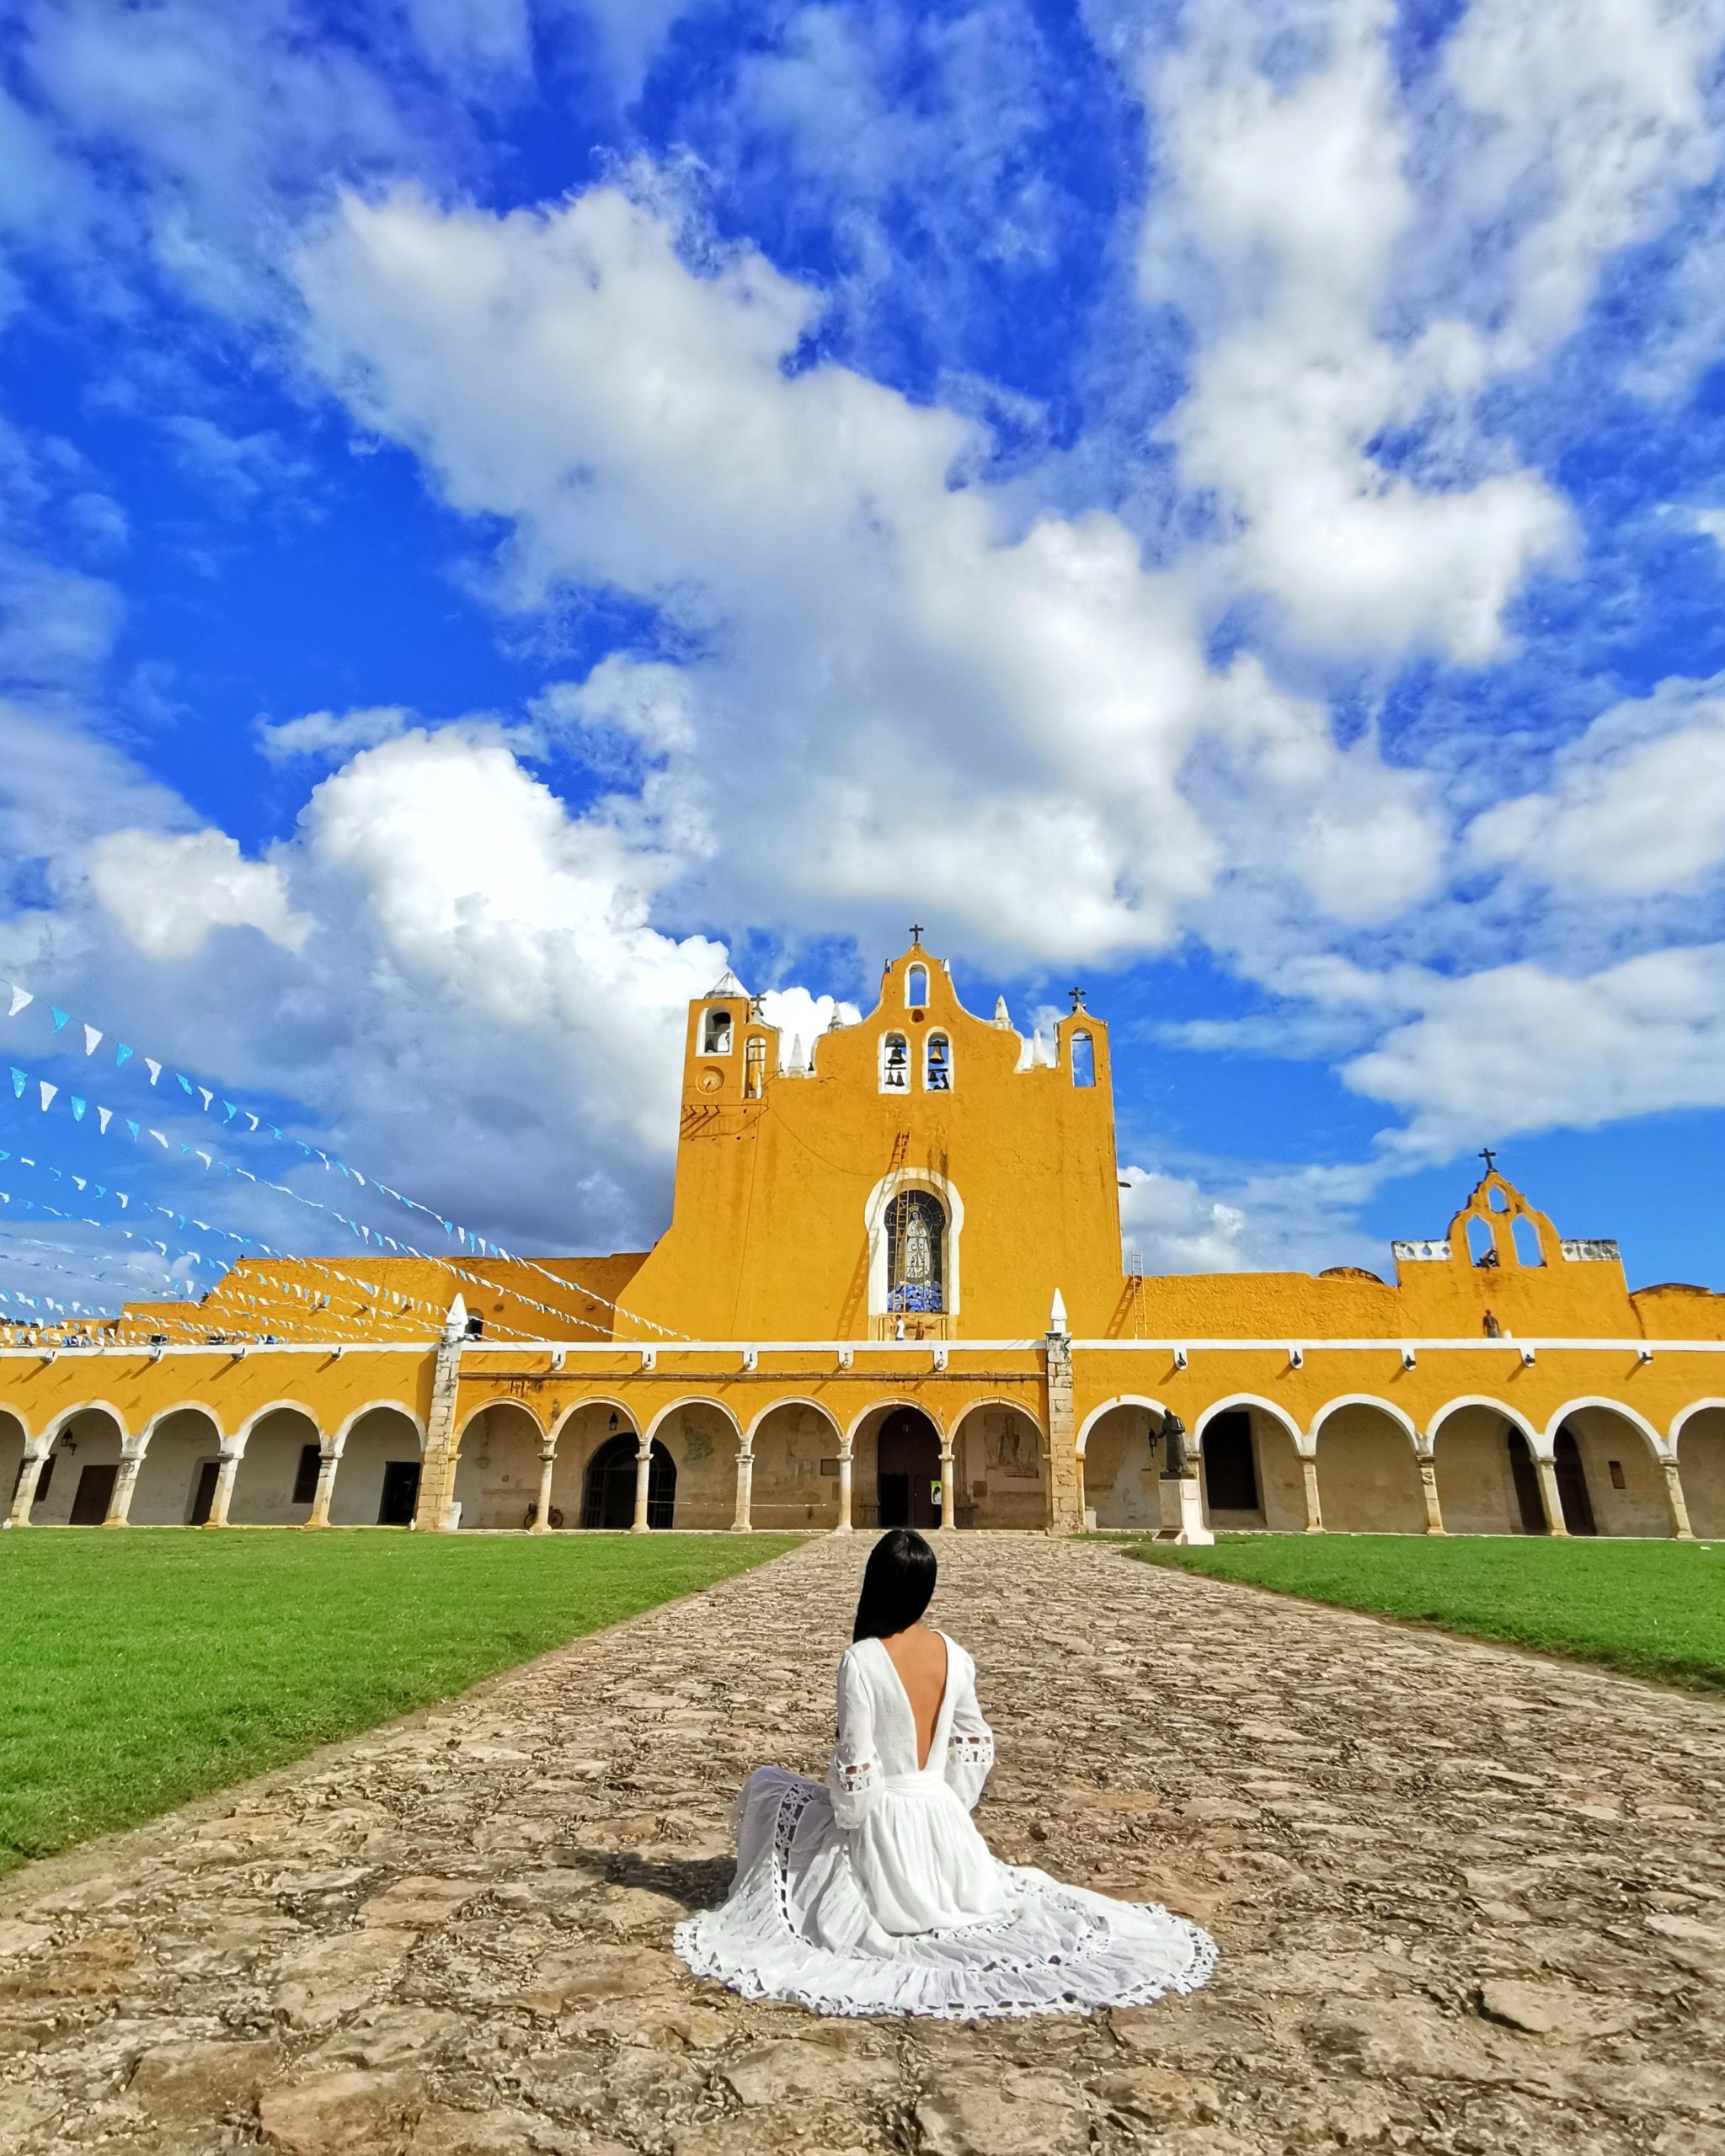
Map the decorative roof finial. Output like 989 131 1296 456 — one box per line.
1069 985 1087 1012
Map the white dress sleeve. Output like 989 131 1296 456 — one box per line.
827 1645 883 1830
943 1646 996 1812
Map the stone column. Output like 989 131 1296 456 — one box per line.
305 1445 341 1529
1533 1452 1570 1537
835 1450 853 1534
631 1434 653 1533
732 1449 755 1533
1663 1455 1696 1541
414 1317 466 1532
206 1441 243 1528
531 1442 557 1534
6 1445 50 1527
1042 1321 1085 1535
103 1446 145 1528
938 1445 956 1533
1417 1451 1445 1535
1299 1452 1323 1534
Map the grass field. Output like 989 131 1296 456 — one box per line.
0 1529 799 1875
1129 1534 1725 1690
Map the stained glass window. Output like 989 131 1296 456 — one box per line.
886 1189 945 1313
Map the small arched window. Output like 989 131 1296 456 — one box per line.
743 1036 766 1099
880 1032 910 1091
1487 1183 1509 1212
926 1033 951 1091
1512 1216 1544 1267
906 964 928 1006
1466 1215 1498 1267
886 1189 945 1314
1071 1032 1095 1087
702 1006 733 1055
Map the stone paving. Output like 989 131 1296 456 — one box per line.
2 1533 1723 2155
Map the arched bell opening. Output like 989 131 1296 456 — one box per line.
748 1401 844 1529
1313 1402 1424 1534
34 1408 126 1525
230 1406 323 1526
950 1402 1044 1528
581 1433 675 1529
1431 1406 1544 1534
328 1406 423 1527
452 1402 546 1530
1677 1407 1725 1540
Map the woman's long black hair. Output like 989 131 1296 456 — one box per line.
852 1528 937 1641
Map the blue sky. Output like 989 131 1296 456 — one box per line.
5 0 1725 1320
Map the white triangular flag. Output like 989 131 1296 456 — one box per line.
97 1107 111 1134
83 1024 102 1056
38 1081 56 1112
145 1058 162 1085
197 1088 212 1112
6 985 29 1018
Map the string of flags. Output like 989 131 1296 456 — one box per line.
2 979 688 1340
0 1053 626 1342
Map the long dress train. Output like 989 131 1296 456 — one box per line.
672 1631 1218 2020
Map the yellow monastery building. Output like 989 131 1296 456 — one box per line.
4 938 1725 1542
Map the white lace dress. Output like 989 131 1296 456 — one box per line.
673 1632 1217 2020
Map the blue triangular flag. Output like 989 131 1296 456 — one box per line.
50 1007 69 1032
70 1097 86 1122
115 1044 132 1067
8 1070 23 1099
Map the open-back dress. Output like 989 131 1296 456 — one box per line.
672 1631 1217 2020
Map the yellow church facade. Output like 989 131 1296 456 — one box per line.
5 939 1725 1543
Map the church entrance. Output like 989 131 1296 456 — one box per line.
877 1408 941 1530
582 1434 676 1529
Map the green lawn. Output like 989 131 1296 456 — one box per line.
1128 1534 1725 1691
0 1529 799 1874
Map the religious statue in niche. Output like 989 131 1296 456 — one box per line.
886 1189 945 1315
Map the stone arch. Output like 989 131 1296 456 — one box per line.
1546 1399 1671 1538
547 1397 638 1527
452 1400 547 1530
1196 1397 1307 1531
1080 1398 1167 1530
328 1404 424 1527
0 1405 28 1519
846 1399 944 1532
32 1403 127 1525
644 1396 744 1529
1429 1401 1545 1535
132 1404 224 1525
230 1401 323 1526
1314 1400 1425 1534
1674 1402 1725 1540
1308 1395 1419 1449
949 1398 1046 1529
749 1397 845 1529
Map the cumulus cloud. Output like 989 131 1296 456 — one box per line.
1467 673 1725 897
84 828 309 958
257 704 412 763
1119 1160 1385 1276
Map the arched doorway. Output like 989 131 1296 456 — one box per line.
328 1407 422 1527
1553 1426 1598 1536
877 1407 941 1529
1314 1403 1424 1534
133 1408 222 1525
950 1403 1044 1528
1431 1406 1543 1534
230 1406 323 1526
1678 1408 1725 1539
582 1434 676 1529
452 1403 544 1529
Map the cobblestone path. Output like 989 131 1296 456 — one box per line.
2 1534 1722 2155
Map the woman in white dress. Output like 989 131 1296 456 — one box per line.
674 1529 1217 2020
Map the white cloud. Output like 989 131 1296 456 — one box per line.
1141 0 1573 664
1345 944 1725 1156
292 179 1458 964
1467 673 1725 898
1119 1160 1384 1275
257 704 411 763
84 827 309 958
758 985 862 1068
